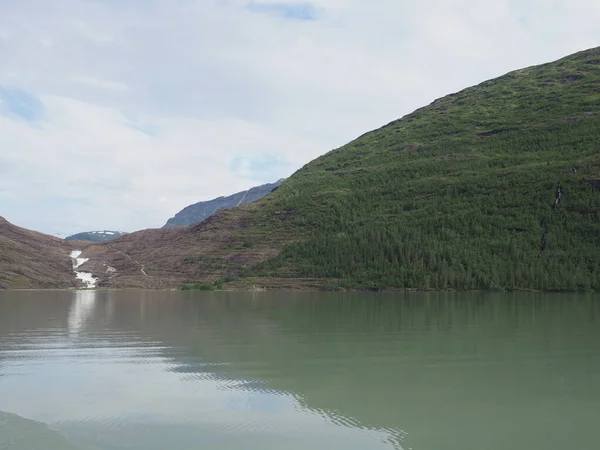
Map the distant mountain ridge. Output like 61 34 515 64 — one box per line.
163 179 285 228
65 231 127 242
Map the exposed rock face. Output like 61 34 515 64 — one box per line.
0 216 82 289
163 179 285 228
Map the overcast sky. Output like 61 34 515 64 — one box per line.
1 0 599 235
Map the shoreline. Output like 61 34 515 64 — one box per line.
1 286 597 294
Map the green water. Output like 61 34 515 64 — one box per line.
0 290 598 450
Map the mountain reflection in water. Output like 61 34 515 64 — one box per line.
0 290 598 450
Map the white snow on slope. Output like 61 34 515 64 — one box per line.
70 250 89 269
70 250 97 289
76 271 97 288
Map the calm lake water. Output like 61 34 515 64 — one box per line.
0 291 598 450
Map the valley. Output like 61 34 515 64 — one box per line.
2 47 600 291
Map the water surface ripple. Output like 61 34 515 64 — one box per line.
0 290 598 450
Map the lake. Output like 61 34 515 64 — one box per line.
0 290 598 450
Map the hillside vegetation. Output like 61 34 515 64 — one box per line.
0 216 79 289
87 47 600 292
231 47 600 291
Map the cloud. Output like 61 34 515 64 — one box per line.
0 92 325 234
230 154 292 181
0 0 599 235
72 76 128 91
0 85 45 122
246 2 318 20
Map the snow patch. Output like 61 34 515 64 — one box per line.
70 250 89 268
75 271 97 288
70 250 98 289
73 255 89 269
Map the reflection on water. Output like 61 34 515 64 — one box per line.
0 290 599 450
0 411 83 450
68 290 97 335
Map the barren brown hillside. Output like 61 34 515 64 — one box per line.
0 216 82 289
79 203 295 289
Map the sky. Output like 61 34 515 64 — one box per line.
0 0 599 236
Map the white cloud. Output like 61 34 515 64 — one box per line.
0 92 323 234
0 0 599 234
72 76 128 91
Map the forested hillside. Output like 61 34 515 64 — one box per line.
87 47 600 292
237 47 600 291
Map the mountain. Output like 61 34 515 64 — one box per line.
163 179 286 228
0 216 81 289
81 46 600 291
65 231 128 242
5 47 600 291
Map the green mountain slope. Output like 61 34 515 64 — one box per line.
237 46 600 291
91 47 600 292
